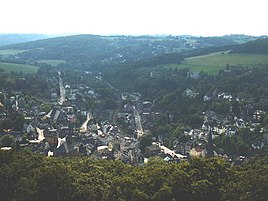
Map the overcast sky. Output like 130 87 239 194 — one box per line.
0 0 267 36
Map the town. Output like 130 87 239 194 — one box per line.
1 65 267 165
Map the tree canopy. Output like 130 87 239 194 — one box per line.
0 150 267 201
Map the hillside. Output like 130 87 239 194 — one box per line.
0 34 266 74
104 39 268 99
0 35 185 69
171 38 268 74
171 51 268 74
230 38 268 54
0 62 38 73
0 34 247 71
222 34 259 44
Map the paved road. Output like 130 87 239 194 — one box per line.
80 112 92 132
133 106 144 139
58 71 66 105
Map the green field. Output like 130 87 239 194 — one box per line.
0 49 26 56
37 60 65 67
0 62 38 73
168 51 268 74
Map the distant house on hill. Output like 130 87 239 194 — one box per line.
183 88 199 98
187 71 200 79
142 101 153 111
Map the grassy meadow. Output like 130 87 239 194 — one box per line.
0 62 38 74
0 49 26 56
37 60 65 67
167 51 268 74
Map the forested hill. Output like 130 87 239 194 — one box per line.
0 34 252 69
0 35 187 67
0 34 49 47
1 34 267 71
230 38 268 54
2 35 117 62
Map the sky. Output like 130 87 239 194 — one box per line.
0 0 267 36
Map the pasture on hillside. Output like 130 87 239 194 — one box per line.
0 49 26 56
37 60 65 67
168 51 268 74
0 62 38 74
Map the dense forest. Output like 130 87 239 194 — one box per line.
0 150 267 201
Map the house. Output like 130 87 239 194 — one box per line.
187 71 200 79
108 140 120 151
201 149 218 157
54 136 77 156
97 145 109 153
164 156 173 162
26 124 35 133
251 141 265 149
62 106 74 113
203 95 211 102
160 145 187 160
226 127 237 136
183 88 199 98
59 126 70 137
103 124 112 134
0 112 7 118
86 90 99 99
44 129 59 147
44 108 68 124
142 101 153 111
121 92 141 101
18 97 26 110
190 146 203 157
253 110 265 120
187 129 204 140
213 126 226 135
67 93 76 101
1 147 12 151
218 93 232 101
64 84 71 95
